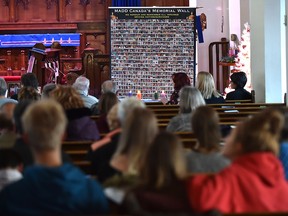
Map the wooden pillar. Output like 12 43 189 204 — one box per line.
20 50 26 72
74 47 81 69
80 33 86 54
9 0 16 22
59 0 66 21
7 50 12 75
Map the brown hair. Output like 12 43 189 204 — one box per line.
191 106 221 152
50 85 84 110
18 87 41 102
139 131 187 189
98 92 118 115
234 108 284 155
115 108 158 173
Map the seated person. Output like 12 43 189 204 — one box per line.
0 100 108 215
187 106 230 173
50 85 100 141
166 72 191 105
88 97 145 183
225 72 252 100
187 108 288 213
13 100 71 167
0 78 18 107
166 87 205 132
122 131 190 214
11 73 39 101
196 71 225 104
72 76 98 108
0 149 23 191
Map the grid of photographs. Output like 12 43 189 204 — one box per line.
110 8 196 99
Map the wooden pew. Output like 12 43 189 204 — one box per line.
62 132 200 174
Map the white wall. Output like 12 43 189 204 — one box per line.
196 0 229 73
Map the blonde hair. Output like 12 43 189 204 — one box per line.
179 86 205 113
50 85 84 110
196 71 221 99
235 108 284 155
139 131 187 189
114 108 158 173
22 99 67 152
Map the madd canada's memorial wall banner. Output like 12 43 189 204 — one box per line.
110 7 196 99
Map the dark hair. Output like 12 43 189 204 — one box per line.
18 86 41 102
230 72 247 89
276 107 288 142
21 73 38 89
138 131 187 189
98 92 118 115
13 100 34 134
0 113 14 131
0 149 22 169
192 106 221 152
42 83 57 98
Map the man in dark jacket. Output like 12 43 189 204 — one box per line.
0 99 108 215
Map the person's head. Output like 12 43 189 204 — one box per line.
139 131 187 189
98 92 118 115
42 83 57 99
22 99 67 153
224 108 284 160
0 149 23 171
66 72 79 86
107 104 120 131
230 72 247 89
172 72 191 91
192 106 221 152
0 113 14 132
21 73 38 89
0 102 17 120
117 97 146 125
101 80 118 94
13 100 34 135
276 107 288 142
0 78 8 97
196 71 221 99
72 76 90 96
50 85 84 110
179 86 205 113
18 87 41 102
115 108 158 173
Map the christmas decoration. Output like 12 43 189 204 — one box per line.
234 22 252 90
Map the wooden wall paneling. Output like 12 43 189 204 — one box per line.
0 5 10 22
86 33 106 54
143 0 164 6
66 0 85 21
86 0 106 20
16 0 58 22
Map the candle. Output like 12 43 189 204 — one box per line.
154 91 159 100
136 90 142 100
160 90 166 98
128 90 132 97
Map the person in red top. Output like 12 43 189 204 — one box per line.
187 108 288 213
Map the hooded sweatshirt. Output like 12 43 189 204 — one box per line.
0 163 108 216
187 152 288 213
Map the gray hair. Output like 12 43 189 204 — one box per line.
179 86 205 113
0 78 7 96
102 80 118 94
117 97 146 125
72 76 90 96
